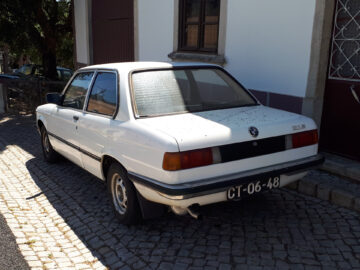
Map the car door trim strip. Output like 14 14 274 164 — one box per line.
48 132 101 162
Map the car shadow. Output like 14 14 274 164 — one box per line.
24 153 318 269
24 153 299 268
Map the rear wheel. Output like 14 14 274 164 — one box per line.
40 127 60 163
107 163 141 225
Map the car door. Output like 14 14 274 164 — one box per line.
47 72 95 167
77 71 119 179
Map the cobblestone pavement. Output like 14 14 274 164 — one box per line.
0 114 360 270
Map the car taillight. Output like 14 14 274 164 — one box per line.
163 147 221 171
287 129 318 149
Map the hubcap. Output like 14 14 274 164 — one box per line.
43 132 50 153
111 173 128 215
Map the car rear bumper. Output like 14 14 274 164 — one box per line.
129 154 324 206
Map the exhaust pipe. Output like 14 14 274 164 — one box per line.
187 204 202 220
170 204 202 220
170 205 187 216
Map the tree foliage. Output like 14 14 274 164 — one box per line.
0 0 73 79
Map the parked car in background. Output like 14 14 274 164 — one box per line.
0 74 20 81
0 64 73 81
36 62 324 225
55 66 74 82
12 64 73 81
0 64 73 102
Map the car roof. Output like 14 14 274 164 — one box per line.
56 66 73 71
78 61 220 73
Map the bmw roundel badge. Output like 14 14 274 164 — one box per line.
249 126 259 138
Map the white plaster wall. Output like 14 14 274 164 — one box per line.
74 0 90 65
224 0 316 98
137 0 174 62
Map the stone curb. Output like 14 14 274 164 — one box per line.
321 153 360 183
286 178 360 213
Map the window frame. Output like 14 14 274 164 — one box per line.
60 69 120 119
61 71 96 112
85 70 119 118
178 0 220 53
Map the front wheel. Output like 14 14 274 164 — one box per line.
40 127 60 163
107 163 141 225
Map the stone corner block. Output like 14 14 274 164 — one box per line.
345 167 360 183
316 184 331 201
353 197 360 212
285 181 299 191
322 159 348 177
331 189 354 209
298 178 317 197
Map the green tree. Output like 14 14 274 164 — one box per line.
0 0 73 79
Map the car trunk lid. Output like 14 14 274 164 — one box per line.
136 105 315 152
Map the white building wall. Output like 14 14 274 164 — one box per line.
137 0 174 62
74 0 90 65
224 0 316 98
136 0 316 98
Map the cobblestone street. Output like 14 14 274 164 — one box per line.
0 114 360 270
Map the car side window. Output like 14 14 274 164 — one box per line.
17 65 32 75
86 72 117 116
63 70 73 81
63 72 94 110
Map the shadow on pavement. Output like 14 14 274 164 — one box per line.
0 114 38 155
24 154 313 269
0 213 30 270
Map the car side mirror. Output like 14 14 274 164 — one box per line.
46 93 63 105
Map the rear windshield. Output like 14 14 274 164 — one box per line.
131 68 257 117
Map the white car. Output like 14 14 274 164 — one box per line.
36 62 324 224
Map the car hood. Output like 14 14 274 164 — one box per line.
136 105 316 151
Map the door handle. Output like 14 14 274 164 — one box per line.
73 115 79 121
350 85 360 104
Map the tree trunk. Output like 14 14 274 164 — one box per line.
3 44 10 73
42 49 57 80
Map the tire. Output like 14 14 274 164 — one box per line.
40 127 60 163
107 163 141 225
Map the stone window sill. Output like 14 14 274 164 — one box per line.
168 51 226 65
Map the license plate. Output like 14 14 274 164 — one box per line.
227 176 280 200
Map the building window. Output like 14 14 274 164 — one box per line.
179 0 220 53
